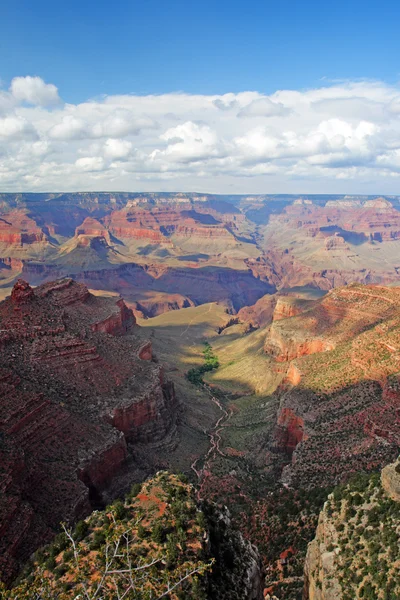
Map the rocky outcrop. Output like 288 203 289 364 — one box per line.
91 298 136 335
205 504 264 600
275 407 305 456
0 278 177 584
8 472 264 600
74 216 111 242
137 341 153 360
303 504 343 600
238 294 277 330
128 294 196 318
303 461 400 599
381 458 400 502
265 322 334 362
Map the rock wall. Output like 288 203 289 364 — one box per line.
303 460 400 599
381 458 400 502
0 278 177 584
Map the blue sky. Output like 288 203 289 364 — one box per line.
2 0 400 193
2 0 400 102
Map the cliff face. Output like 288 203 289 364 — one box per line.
270 200 400 243
0 278 177 584
265 285 400 486
0 211 47 246
303 461 400 600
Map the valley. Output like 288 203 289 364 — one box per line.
2 193 400 319
0 193 400 599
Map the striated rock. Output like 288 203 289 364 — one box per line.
272 296 311 321
269 285 400 490
74 216 111 242
265 321 334 362
91 298 136 335
0 211 47 246
0 278 177 584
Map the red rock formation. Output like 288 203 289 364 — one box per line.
91 299 136 335
138 341 153 360
105 205 234 242
272 297 309 321
11 279 34 304
275 408 305 456
75 216 110 240
265 324 334 362
238 294 277 330
0 211 47 246
269 285 400 489
270 200 400 244
0 278 177 584
285 363 302 386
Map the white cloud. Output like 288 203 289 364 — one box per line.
237 97 291 118
0 115 38 140
104 138 132 159
10 76 60 107
151 121 223 164
3 77 400 192
49 115 88 140
75 156 105 172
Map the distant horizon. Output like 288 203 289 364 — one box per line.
1 191 400 198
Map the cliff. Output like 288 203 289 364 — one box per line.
265 285 400 485
0 278 177 584
5 472 264 600
303 462 400 599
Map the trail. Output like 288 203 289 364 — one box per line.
191 383 233 498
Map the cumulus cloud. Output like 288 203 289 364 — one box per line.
10 76 60 107
3 77 400 192
151 121 223 163
75 156 105 172
237 97 291 118
49 116 88 140
0 115 38 140
104 138 132 159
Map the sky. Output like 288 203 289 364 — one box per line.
2 0 400 193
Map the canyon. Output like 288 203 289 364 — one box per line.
2 193 400 315
1 192 400 599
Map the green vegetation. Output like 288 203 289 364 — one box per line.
5 474 212 600
318 472 400 600
187 342 219 385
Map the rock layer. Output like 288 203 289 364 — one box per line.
0 278 177 584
